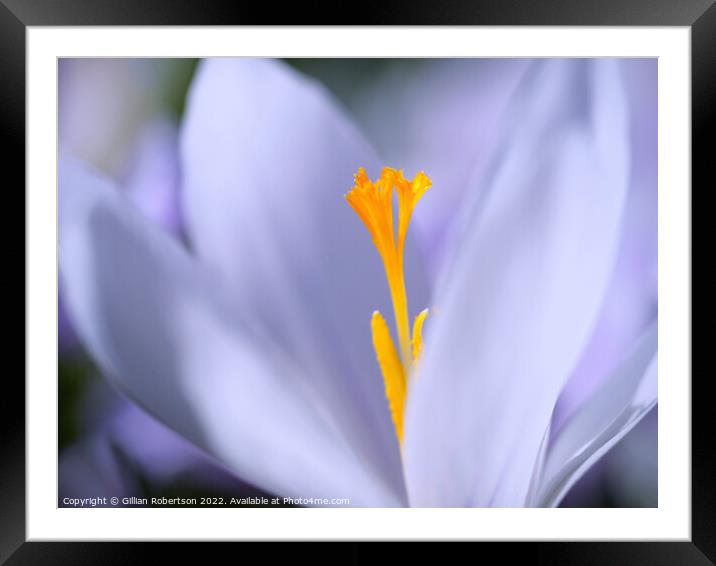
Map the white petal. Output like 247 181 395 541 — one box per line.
532 322 657 507
553 59 658 430
403 60 630 507
59 154 401 506
180 59 429 498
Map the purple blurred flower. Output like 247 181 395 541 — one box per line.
59 58 657 507
59 381 255 506
58 59 184 351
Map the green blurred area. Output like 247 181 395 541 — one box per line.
157 59 199 118
58 355 98 451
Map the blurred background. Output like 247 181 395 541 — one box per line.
58 58 657 508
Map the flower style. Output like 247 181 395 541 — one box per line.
345 167 431 442
59 58 657 507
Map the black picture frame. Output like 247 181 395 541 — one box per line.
3 1 708 563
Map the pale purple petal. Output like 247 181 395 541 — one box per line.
59 154 400 506
553 59 658 431
59 434 137 507
120 116 183 236
532 322 657 507
75 380 259 493
59 114 183 353
403 60 630 507
180 59 429 500
89 382 236 484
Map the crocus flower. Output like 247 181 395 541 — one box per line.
59 58 657 507
347 58 658 503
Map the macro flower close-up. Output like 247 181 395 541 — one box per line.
58 57 657 507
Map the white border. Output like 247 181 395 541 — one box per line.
27 27 691 540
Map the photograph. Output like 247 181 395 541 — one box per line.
57 57 658 509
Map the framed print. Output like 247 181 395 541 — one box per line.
4 0 709 562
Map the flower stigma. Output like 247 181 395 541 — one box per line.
345 167 431 443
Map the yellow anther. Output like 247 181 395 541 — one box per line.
371 311 407 442
345 167 431 443
411 308 429 363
